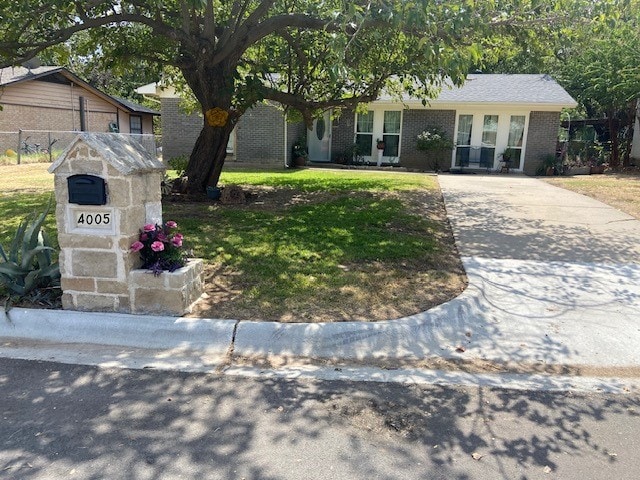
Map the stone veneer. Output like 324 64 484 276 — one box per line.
129 259 204 315
49 133 203 316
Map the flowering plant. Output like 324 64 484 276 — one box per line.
416 127 453 152
130 221 186 275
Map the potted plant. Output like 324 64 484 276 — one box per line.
291 140 308 167
130 221 187 276
376 139 385 150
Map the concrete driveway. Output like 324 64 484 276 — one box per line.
438 173 640 264
436 173 640 374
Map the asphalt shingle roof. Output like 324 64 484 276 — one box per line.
434 74 576 106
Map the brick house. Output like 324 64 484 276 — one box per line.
0 66 159 138
140 74 575 174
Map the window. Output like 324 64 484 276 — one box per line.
455 114 473 166
382 111 401 157
129 115 142 135
508 115 526 166
355 111 374 156
480 115 498 168
226 128 235 154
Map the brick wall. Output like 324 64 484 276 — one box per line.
236 103 286 166
161 99 294 167
330 109 356 160
524 111 561 175
287 119 307 165
160 98 203 162
401 109 456 170
0 103 117 133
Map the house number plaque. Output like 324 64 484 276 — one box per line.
67 205 116 236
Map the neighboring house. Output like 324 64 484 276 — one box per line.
139 74 576 175
0 66 159 137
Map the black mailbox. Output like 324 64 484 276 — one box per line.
67 174 107 205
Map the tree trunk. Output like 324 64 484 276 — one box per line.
185 122 233 193
181 63 236 193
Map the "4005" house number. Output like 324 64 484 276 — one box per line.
76 212 111 226
68 206 116 235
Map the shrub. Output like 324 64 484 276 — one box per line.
168 155 189 176
0 200 60 302
416 127 453 152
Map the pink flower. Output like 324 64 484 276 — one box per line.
171 236 183 247
143 224 156 232
130 241 144 252
140 233 148 241
151 241 165 252
166 221 177 229
157 233 168 242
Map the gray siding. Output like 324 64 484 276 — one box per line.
524 111 560 175
400 109 456 170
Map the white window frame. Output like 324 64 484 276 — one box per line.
354 106 403 164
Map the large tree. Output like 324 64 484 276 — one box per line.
557 22 640 167
480 0 640 167
1 0 589 191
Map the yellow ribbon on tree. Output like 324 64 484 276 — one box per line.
205 107 229 127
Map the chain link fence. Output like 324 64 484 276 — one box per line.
0 130 161 165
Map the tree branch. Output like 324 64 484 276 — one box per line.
214 13 331 64
260 87 380 127
1 11 187 68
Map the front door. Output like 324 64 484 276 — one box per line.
308 111 332 162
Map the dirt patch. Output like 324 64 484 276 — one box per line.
544 172 640 220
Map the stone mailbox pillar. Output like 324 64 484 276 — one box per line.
49 133 203 315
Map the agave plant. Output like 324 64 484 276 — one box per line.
0 200 60 298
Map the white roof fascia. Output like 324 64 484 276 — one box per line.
372 99 576 111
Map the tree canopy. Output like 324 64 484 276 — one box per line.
481 0 640 166
0 0 599 189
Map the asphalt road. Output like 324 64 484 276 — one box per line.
1 357 639 480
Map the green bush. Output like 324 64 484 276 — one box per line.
0 200 60 302
168 155 189 176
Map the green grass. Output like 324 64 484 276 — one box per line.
219 168 435 192
170 194 438 308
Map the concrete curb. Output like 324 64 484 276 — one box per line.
1 308 236 353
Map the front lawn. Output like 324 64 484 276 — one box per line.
1 164 466 321
544 172 640 220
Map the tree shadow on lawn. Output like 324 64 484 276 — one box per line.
166 188 466 322
1 358 638 480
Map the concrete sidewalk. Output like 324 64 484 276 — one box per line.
2 174 640 392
